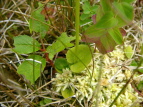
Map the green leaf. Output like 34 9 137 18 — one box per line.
39 98 52 106
108 28 123 45
13 35 40 54
100 0 112 12
61 87 74 98
96 6 104 22
116 16 127 27
130 60 138 66
54 58 69 73
90 5 99 14
46 32 75 60
95 11 118 29
114 0 135 4
124 45 134 59
29 3 49 38
100 34 116 54
84 24 107 38
82 1 91 14
66 45 93 73
17 55 46 84
112 2 134 25
137 81 143 91
80 13 90 20
138 69 143 73
122 0 135 4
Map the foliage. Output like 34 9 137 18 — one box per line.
80 1 99 29
3 0 143 106
13 35 40 54
61 87 74 98
54 58 70 73
124 45 134 59
66 44 93 73
29 3 49 38
83 0 134 54
17 55 46 84
46 32 75 60
39 98 52 106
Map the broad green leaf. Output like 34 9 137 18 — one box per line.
84 24 107 38
100 0 112 12
112 2 134 25
95 11 118 29
115 16 127 27
54 58 69 73
17 55 46 84
66 45 93 73
96 6 104 22
13 35 40 54
100 34 116 54
124 45 134 59
46 32 75 60
61 87 74 98
29 3 49 38
108 28 123 45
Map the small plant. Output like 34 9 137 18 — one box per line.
1 0 143 106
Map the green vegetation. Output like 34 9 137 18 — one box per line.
0 0 143 107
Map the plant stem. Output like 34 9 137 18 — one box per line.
89 55 103 107
75 0 80 52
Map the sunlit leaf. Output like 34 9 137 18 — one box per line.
100 0 112 12
13 35 40 54
66 45 93 73
17 55 46 84
29 3 49 38
112 2 134 25
95 11 118 29
46 32 75 60
124 45 134 59
108 28 123 45
61 87 74 98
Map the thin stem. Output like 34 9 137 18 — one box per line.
75 0 80 52
89 55 103 107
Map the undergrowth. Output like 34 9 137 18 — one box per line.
0 0 143 107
